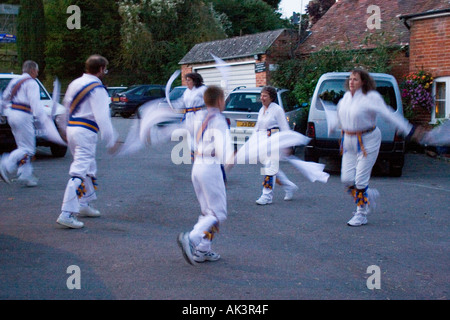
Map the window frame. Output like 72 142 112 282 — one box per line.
431 76 450 123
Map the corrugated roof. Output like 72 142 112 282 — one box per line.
179 29 286 65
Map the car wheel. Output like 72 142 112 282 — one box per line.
50 144 67 157
304 148 319 162
389 163 403 177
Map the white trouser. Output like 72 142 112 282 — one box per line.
61 126 98 213
261 151 296 200
341 129 381 214
4 110 35 178
189 158 227 252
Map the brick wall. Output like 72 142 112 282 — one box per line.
409 15 450 78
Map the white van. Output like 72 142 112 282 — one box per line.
304 72 406 176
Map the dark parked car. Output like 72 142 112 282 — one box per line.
107 86 128 98
110 84 165 118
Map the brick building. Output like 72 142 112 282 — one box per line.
178 29 298 93
400 4 450 123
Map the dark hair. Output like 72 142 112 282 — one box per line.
185 72 204 88
85 55 109 74
204 85 224 107
261 86 277 102
345 68 376 94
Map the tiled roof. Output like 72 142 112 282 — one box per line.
179 29 286 64
299 0 450 54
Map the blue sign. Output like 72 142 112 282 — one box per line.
0 34 16 43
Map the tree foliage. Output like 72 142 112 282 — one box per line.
117 0 228 84
306 0 336 25
272 33 400 105
17 0 46 76
206 0 285 37
44 0 121 79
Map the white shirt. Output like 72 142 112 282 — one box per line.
183 85 207 109
193 108 233 165
255 102 290 133
1 73 44 119
64 73 117 147
337 89 412 135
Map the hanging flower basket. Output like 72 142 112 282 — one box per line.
400 70 434 120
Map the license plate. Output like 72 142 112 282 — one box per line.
112 97 119 102
236 120 255 127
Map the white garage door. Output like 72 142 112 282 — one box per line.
194 62 256 95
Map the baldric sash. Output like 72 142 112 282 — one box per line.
67 81 104 133
69 81 104 116
8 77 34 114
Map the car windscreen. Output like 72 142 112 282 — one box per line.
317 79 397 111
225 92 279 112
169 87 186 100
0 78 50 100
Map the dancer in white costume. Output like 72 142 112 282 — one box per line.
56 55 119 229
0 61 46 187
177 86 234 265
254 86 327 205
182 72 207 124
333 69 425 226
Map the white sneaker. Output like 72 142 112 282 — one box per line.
256 195 272 205
0 154 11 184
79 204 101 217
347 212 368 227
56 213 84 229
284 184 299 201
177 232 197 265
18 175 38 187
193 250 221 262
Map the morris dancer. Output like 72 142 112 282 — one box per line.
182 72 207 123
56 55 119 229
177 85 234 265
253 86 329 205
1 61 44 187
334 69 425 226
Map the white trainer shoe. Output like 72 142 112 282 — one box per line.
79 204 101 217
347 212 368 227
256 195 272 205
177 232 197 265
57 213 84 229
193 250 221 262
18 175 39 187
284 184 299 201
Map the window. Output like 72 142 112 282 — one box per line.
433 77 450 122
317 79 397 110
